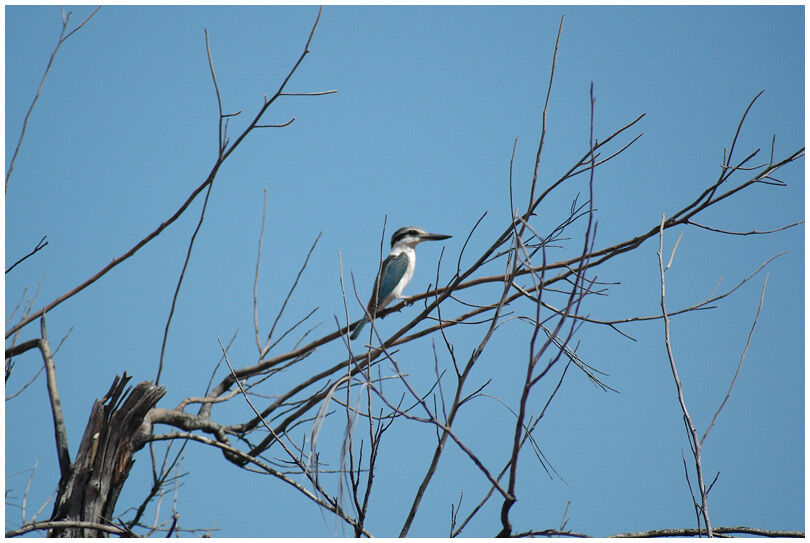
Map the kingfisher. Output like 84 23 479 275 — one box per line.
350 226 451 340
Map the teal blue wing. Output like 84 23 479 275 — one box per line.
351 253 409 340
373 253 409 308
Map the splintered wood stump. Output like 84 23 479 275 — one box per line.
49 373 165 537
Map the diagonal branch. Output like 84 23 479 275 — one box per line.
6 6 101 192
38 314 71 479
686 219 802 236
155 177 215 385
701 273 768 446
6 7 329 341
216 337 369 536
6 235 48 274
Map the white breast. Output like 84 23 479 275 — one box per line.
386 245 416 304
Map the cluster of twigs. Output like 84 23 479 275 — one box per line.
5 7 803 539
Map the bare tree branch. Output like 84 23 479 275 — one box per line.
5 7 331 341
155 174 215 385
38 315 71 479
216 337 371 536
6 235 48 274
657 214 712 536
5 7 101 192
399 233 519 537
526 14 564 209
686 219 802 236
5 10 801 539
6 520 126 538
607 526 804 538
253 189 269 354
701 273 768 446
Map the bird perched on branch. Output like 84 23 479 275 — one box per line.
350 226 451 340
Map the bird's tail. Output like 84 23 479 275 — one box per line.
350 315 369 340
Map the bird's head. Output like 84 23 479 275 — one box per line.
390 226 452 249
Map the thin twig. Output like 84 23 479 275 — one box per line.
279 90 338 96
526 14 564 210
657 214 712 536
156 179 215 385
6 364 46 401
6 235 48 274
262 232 322 358
254 189 269 354
6 7 101 192
204 28 225 157
686 219 802 236
701 273 768 446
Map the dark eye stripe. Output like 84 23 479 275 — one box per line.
390 227 421 246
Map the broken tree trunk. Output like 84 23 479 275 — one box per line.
49 373 165 537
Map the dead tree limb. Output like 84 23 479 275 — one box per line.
49 374 166 537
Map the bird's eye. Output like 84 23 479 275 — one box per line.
408 230 418 235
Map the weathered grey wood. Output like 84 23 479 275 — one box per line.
49 374 165 537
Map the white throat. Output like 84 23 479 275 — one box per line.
391 240 417 256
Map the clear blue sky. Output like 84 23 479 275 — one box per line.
5 5 804 538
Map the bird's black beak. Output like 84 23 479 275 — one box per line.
422 232 452 241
